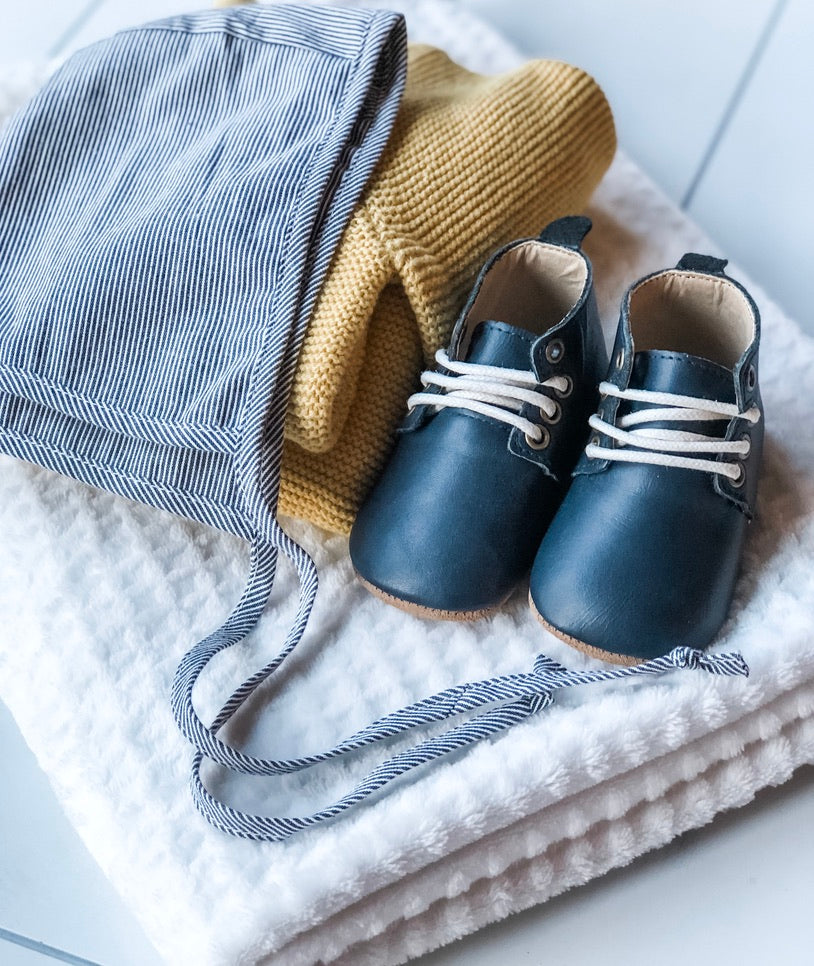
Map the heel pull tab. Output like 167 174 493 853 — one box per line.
539 215 592 250
677 252 728 275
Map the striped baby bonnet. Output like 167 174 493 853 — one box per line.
0 4 749 842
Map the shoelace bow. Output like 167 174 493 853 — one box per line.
587 381 761 481
408 347 569 446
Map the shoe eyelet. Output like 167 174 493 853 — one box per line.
614 349 625 369
589 434 601 448
739 432 751 457
545 339 565 364
525 426 550 450
555 374 573 398
746 365 757 391
730 463 746 488
541 401 562 425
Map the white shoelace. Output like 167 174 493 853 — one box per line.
586 380 761 482
407 347 570 445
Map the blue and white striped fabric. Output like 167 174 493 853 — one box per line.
0 4 406 537
0 4 749 842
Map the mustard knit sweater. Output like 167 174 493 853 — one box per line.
278 44 616 532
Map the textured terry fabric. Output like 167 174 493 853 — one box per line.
279 43 617 532
0 4 407 541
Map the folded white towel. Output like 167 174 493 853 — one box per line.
1 4 813 965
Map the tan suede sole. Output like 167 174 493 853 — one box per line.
528 591 643 667
355 570 504 622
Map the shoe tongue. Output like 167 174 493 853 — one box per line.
463 321 533 370
628 350 736 404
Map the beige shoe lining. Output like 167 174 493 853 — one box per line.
460 241 587 354
629 270 754 368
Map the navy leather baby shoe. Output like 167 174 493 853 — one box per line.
349 215 608 619
529 253 763 663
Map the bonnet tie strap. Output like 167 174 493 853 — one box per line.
172 530 748 842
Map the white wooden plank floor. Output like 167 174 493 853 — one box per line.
686 0 814 327
1 1 813 963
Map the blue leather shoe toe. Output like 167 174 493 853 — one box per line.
529 254 764 662
349 215 608 619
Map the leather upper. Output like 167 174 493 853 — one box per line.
350 216 608 614
530 255 764 660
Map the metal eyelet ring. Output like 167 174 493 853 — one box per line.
545 339 565 364
746 365 757 390
730 463 746 488
525 426 551 450
615 349 625 369
739 432 751 457
589 434 601 447
555 374 573 398
542 401 562 425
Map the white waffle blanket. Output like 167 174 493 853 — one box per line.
1 4 813 964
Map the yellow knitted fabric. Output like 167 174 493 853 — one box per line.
277 44 616 533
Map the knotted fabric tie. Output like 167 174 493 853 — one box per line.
173 534 749 843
